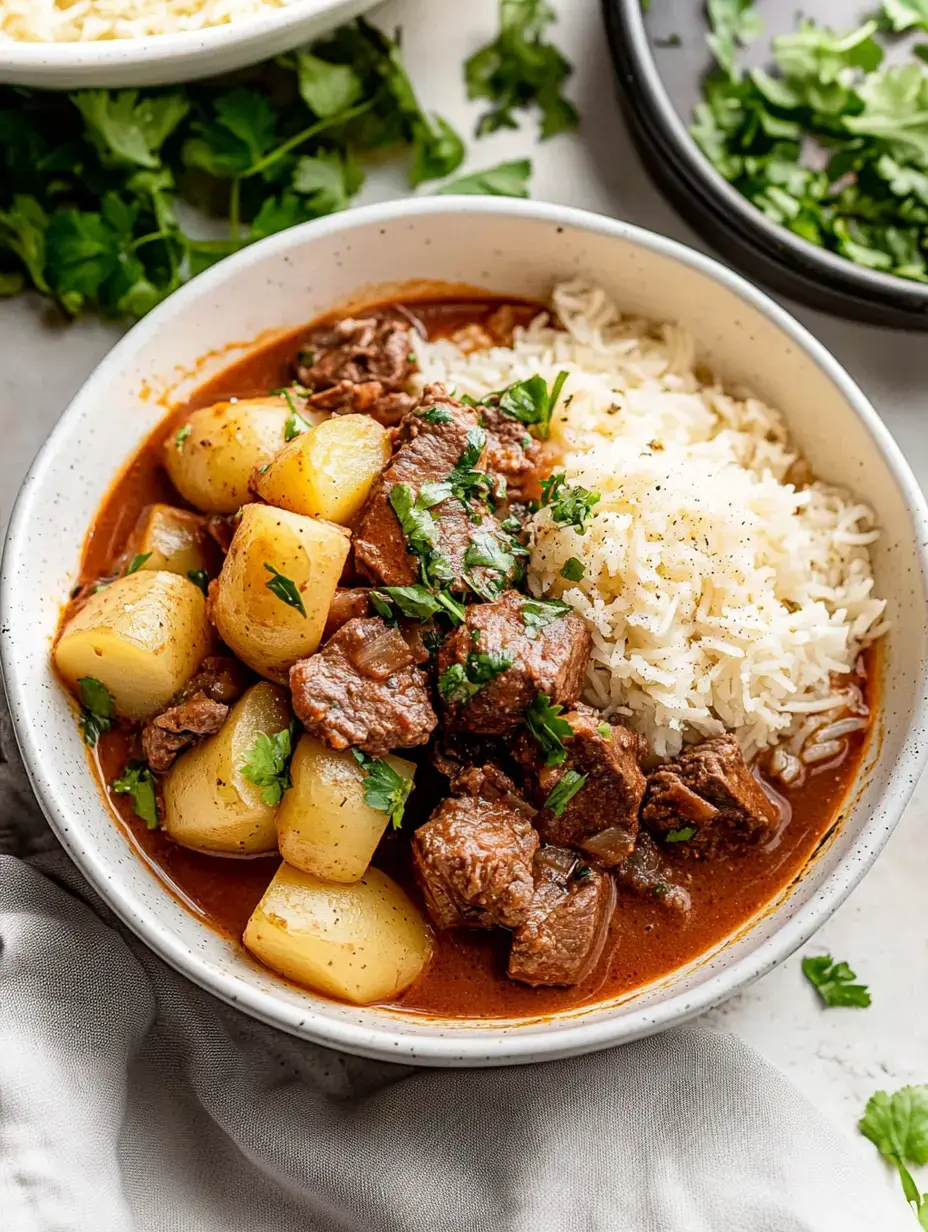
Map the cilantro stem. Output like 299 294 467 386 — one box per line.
228 178 242 241
241 96 378 181
129 229 175 252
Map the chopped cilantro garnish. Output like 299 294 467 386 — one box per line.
463 528 516 599
520 596 570 638
438 648 514 703
125 552 152 575
420 406 454 425
174 424 191 452
283 390 312 440
540 472 600 533
187 569 209 595
350 747 414 828
437 159 533 197
860 1085 928 1224
560 556 585 582
112 762 159 829
373 584 442 620
596 722 612 739
665 826 697 843
801 954 872 1008
241 723 296 806
524 692 573 767
494 370 569 441
263 564 306 617
77 676 115 748
369 591 397 624
544 769 587 815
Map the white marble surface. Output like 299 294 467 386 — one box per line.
1 0 925 1196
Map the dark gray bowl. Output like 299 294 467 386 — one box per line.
602 0 928 328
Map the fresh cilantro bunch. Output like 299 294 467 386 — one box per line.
0 19 530 321
465 0 579 139
689 2 928 282
860 1086 928 1225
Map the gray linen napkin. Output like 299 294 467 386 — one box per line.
0 707 911 1232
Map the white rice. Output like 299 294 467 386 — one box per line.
0 0 299 42
415 279 887 762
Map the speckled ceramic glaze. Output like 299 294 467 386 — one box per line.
0 0 375 89
3 199 927 1066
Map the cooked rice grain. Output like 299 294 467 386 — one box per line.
0 0 297 42
415 279 887 759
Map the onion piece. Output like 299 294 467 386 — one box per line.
580 826 636 866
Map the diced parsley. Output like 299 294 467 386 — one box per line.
187 569 209 595
560 556 585 582
263 564 306 617
665 825 697 843
496 370 569 440
241 724 296 806
524 692 573 767
420 406 454 425
801 954 872 1008
519 597 570 638
125 552 151 575
438 648 513 703
544 769 587 815
174 424 192 452
77 676 115 748
350 748 414 828
859 1085 928 1224
112 762 159 829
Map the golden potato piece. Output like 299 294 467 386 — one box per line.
244 863 433 1004
55 571 213 720
165 397 311 514
276 734 415 882
129 503 218 579
162 681 291 856
210 503 350 682
253 413 392 525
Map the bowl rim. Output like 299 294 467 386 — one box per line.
4 195 928 1065
0 0 356 69
602 0 928 315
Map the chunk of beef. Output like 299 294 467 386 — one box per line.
479 404 545 503
353 385 515 595
614 834 691 915
513 705 647 866
289 616 437 757
447 762 536 821
323 587 372 642
141 656 249 773
437 589 591 735
641 734 780 858
412 794 539 930
295 314 418 427
508 850 615 987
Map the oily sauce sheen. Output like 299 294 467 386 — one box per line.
76 297 874 1020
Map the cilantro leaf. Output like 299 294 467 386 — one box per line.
292 151 363 215
112 762 159 829
264 564 307 617
283 392 312 440
495 370 568 440
295 52 365 118
437 159 533 197
73 91 189 170
540 472 600 533
0 195 51 293
126 552 151 575
174 424 191 451
77 676 115 748
350 747 414 827
665 826 697 843
560 557 585 581
241 724 295 806
389 482 439 554
520 597 571 638
187 569 209 595
524 692 573 766
596 722 612 739
438 648 514 703
463 528 516 598
465 0 579 140
802 954 872 1008
706 0 764 80
884 0 928 33
420 406 453 425
544 769 587 815
860 1086 928 1224
374 584 443 620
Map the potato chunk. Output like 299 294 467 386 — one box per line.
129 504 218 579
210 503 350 682
253 413 391 525
55 571 213 720
162 682 291 856
276 734 415 882
244 863 433 1004
164 397 312 514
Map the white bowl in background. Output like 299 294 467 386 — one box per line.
0 0 375 89
3 198 927 1066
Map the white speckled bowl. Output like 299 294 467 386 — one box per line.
0 0 375 90
3 198 927 1066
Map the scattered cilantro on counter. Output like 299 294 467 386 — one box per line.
688 1 928 282
241 724 296 806
801 954 872 1008
860 1086 928 1225
350 748 414 827
437 158 533 197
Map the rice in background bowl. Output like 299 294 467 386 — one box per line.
416 279 887 770
0 0 302 42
